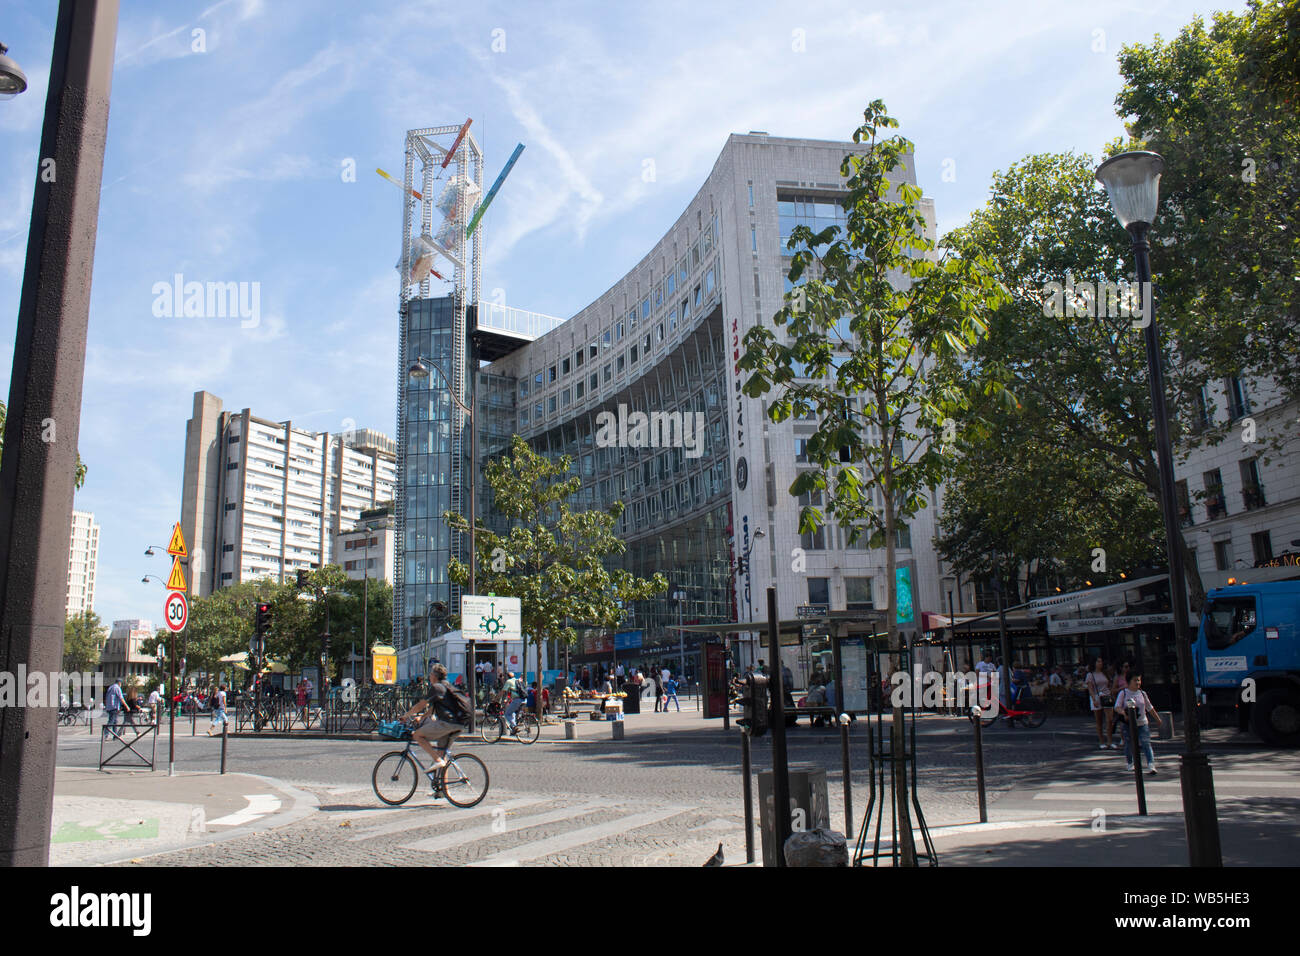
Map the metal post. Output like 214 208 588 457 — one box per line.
996 582 1010 709
362 566 369 686
972 707 987 823
1129 701 1148 815
1130 229 1220 865
220 718 227 774
741 729 754 864
467 637 476 733
766 587 791 866
0 0 120 867
168 637 176 776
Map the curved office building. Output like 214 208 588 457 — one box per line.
396 132 952 681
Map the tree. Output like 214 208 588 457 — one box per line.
63 610 106 674
0 400 87 488
738 100 1008 866
446 435 668 723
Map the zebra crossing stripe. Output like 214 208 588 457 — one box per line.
347 797 542 842
468 806 691 866
401 802 605 853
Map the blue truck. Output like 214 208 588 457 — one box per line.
1194 580 1300 747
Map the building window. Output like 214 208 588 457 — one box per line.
576 382 584 400
706 268 715 295
617 355 626 373
562 357 571 376
548 397 556 414
1225 377 1250 419
548 365 557 383
1204 469 1226 520
1252 531 1273 564
751 226 757 252
748 183 754 207
667 273 676 295
895 523 912 549
630 345 639 365
846 577 874 610
602 330 611 349
798 491 826 551
1239 458 1265 510
562 388 571 407
616 322 624 341
535 372 544 388
1213 539 1231 571
641 297 650 319
535 402 543 420
657 323 665 343
694 284 702 307
1176 479 1192 527
795 439 810 463
520 381 529 397
604 363 612 383
808 577 830 606
590 373 599 391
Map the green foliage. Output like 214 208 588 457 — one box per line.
445 434 667 671
63 610 107 673
738 100 1008 632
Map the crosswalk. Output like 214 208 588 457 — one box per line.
996 754 1300 817
321 789 725 865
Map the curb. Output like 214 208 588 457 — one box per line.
55 770 321 867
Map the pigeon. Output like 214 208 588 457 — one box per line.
703 842 724 867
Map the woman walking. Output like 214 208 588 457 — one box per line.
1086 657 1113 749
1114 673 1163 772
1107 661 1131 748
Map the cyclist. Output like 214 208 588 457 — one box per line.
501 671 526 731
401 664 466 775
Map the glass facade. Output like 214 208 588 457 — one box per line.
778 194 848 255
398 296 470 650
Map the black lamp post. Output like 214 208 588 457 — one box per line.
1095 150 1222 866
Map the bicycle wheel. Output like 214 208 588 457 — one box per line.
372 751 419 806
515 714 540 744
480 716 503 743
1020 709 1047 729
440 752 489 808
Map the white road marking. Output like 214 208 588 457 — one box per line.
468 806 690 866
1033 792 1183 802
401 802 603 853
348 797 542 842
207 794 281 827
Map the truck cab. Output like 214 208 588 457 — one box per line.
1194 581 1300 747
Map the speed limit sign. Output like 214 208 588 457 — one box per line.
165 590 188 633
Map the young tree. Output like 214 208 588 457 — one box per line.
446 435 668 723
63 610 106 674
738 101 1008 865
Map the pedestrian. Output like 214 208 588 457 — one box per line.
1114 673 1162 773
147 686 163 724
1107 662 1131 747
207 684 229 735
102 678 126 738
781 662 794 692
1086 657 1114 749
296 678 308 723
663 676 680 712
660 663 671 688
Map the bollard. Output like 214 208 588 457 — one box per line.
838 714 853 840
742 730 755 864
220 718 228 774
191 712 196 736
1129 702 1147 815
971 706 988 823
1159 711 1174 740
611 720 625 740
564 719 577 740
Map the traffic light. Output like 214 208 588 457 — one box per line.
738 673 769 737
255 602 272 637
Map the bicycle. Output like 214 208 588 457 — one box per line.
480 709 540 744
968 689 1047 729
371 722 489 808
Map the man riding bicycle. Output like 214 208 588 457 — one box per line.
501 671 525 731
401 664 466 774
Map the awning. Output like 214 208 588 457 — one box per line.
1027 575 1166 615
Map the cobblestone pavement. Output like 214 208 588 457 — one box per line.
52 714 1289 866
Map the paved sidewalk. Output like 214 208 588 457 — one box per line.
51 766 317 866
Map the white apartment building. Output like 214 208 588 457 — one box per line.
1175 374 1300 590
66 510 99 618
335 509 396 584
181 391 397 595
99 619 159 686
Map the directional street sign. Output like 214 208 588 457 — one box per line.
167 521 187 558
461 595 521 643
166 556 187 591
164 590 188 633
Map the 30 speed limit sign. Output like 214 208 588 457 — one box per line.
164 590 188 632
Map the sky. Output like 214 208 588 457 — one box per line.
0 0 1244 629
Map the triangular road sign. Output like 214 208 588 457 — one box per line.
167 556 187 591
167 522 188 558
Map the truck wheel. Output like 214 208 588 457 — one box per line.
1251 688 1300 748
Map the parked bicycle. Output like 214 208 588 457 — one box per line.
968 687 1047 729
480 708 540 744
371 720 489 808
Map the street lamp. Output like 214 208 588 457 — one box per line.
1096 149 1222 866
408 354 477 720
0 43 27 99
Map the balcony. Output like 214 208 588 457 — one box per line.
1178 505 1194 529
1205 493 1228 521
1242 484 1267 511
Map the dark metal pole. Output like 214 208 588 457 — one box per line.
1130 228 1220 865
1129 701 1148 815
0 0 120 867
168 636 176 775
741 730 754 864
972 707 987 823
467 637 476 733
220 718 227 774
362 565 368 686
766 587 791 865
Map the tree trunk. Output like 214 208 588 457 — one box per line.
883 460 917 866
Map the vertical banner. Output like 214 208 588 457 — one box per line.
704 642 728 718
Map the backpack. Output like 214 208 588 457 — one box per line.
441 682 472 724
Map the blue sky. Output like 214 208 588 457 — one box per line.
0 0 1240 628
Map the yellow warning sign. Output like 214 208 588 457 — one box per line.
166 556 187 591
167 522 188 558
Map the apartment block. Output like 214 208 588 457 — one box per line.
66 510 99 618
